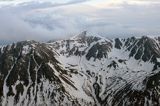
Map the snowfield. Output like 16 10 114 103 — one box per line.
0 32 160 105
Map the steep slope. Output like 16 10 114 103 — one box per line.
49 32 160 106
49 31 112 60
110 36 160 106
1 32 160 106
0 40 94 106
115 36 160 62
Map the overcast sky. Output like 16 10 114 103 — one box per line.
0 0 160 41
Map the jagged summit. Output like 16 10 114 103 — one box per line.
112 36 160 63
71 31 87 40
126 36 160 62
49 32 112 60
50 34 160 105
70 31 110 42
1 33 160 106
70 31 103 47
50 33 160 62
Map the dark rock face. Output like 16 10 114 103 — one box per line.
115 38 123 49
112 72 160 106
105 36 160 106
1 35 160 106
85 36 160 106
107 61 118 69
86 42 112 61
0 41 79 105
49 35 160 106
51 31 112 61
116 36 160 63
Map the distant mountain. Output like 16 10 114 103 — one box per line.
0 40 12 46
0 32 160 106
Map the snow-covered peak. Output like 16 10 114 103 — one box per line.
70 31 87 40
70 31 111 42
1 34 160 106
52 34 160 105
49 32 112 61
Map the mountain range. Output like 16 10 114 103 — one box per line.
0 31 160 106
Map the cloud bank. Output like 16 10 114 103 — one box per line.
0 0 160 41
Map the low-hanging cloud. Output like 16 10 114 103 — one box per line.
0 8 57 41
0 0 160 41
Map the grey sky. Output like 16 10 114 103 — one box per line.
0 0 160 41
